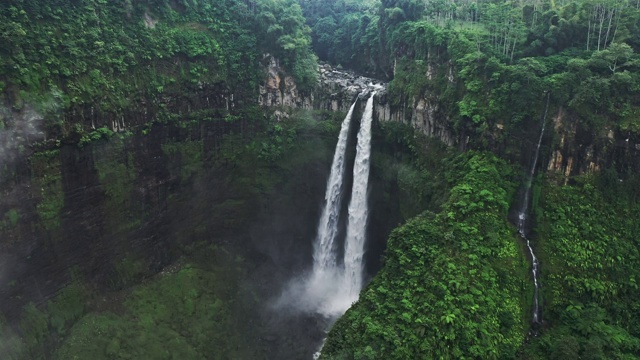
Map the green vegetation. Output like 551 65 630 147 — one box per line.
2 0 640 359
162 139 204 181
7 106 354 359
55 249 255 360
0 208 20 230
0 0 317 140
9 247 260 360
30 150 64 232
372 121 448 219
302 1 640 357
302 0 640 152
522 174 640 359
321 152 529 359
94 138 140 233
19 279 87 360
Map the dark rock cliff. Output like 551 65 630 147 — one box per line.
258 59 639 179
258 56 456 147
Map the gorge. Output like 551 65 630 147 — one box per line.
1 0 640 359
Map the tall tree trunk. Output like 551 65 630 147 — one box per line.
610 1 625 45
603 7 614 49
587 20 591 51
597 5 605 51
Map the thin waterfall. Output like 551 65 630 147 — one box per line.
342 92 375 301
518 92 550 328
312 101 357 275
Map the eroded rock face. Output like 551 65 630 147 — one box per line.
259 58 640 177
258 56 456 147
546 107 640 180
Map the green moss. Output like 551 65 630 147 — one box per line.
161 140 203 181
0 208 21 230
110 256 148 290
46 281 87 336
94 139 139 232
35 176 64 231
30 150 63 232
20 303 49 360
55 247 258 359
1 314 24 360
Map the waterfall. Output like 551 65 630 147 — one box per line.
312 101 357 275
517 92 550 328
343 92 375 301
277 91 377 338
300 92 376 317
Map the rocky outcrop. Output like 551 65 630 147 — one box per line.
374 94 455 146
546 107 640 180
258 57 314 109
258 57 456 147
259 58 639 176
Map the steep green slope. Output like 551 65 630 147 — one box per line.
321 152 530 359
522 174 640 359
304 1 640 358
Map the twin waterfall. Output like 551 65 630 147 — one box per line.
309 92 376 317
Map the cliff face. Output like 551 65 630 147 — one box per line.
546 107 640 179
258 56 456 146
0 122 238 320
259 59 639 178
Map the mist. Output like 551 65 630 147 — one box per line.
0 103 46 170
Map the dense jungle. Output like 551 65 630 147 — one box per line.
0 0 639 359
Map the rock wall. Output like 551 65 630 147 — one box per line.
259 58 638 177
546 107 640 180
258 56 456 147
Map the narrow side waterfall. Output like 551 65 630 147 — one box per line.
313 101 357 275
343 92 375 301
517 93 550 329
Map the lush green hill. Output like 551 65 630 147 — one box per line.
302 0 640 358
321 152 531 359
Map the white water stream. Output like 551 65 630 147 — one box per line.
277 92 377 359
342 92 375 302
517 93 550 327
312 101 357 276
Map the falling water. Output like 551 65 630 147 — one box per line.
517 92 550 328
301 93 376 317
312 101 357 275
342 92 375 301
